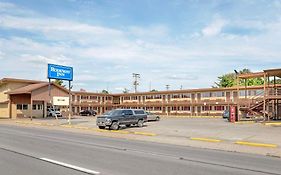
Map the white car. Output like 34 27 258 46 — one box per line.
146 112 160 121
47 108 62 117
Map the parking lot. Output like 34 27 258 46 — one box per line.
3 115 281 157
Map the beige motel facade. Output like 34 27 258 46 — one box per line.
1 68 281 121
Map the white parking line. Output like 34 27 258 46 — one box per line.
40 158 100 174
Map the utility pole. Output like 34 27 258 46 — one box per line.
133 73 140 93
166 84 170 91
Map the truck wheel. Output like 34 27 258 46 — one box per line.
110 122 119 130
126 124 131 127
137 120 144 127
98 126 105 129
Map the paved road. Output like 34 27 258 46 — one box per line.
0 125 281 175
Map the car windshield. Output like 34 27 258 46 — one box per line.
104 110 122 116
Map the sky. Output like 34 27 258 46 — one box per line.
0 0 281 93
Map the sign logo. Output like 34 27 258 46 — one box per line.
47 64 73 81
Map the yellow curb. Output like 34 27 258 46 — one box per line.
235 141 278 148
190 137 222 143
111 130 130 134
264 123 281 126
60 125 74 128
235 121 255 124
92 128 110 133
133 131 157 136
16 121 32 124
73 126 90 130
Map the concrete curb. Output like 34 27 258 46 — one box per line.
235 141 278 148
263 122 281 126
234 121 256 124
190 137 222 143
15 121 157 137
14 121 279 149
163 116 221 119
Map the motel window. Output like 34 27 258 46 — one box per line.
32 105 36 110
17 104 22 110
172 94 180 98
90 96 97 100
239 90 247 97
154 95 162 99
201 92 211 98
212 91 225 97
81 96 88 100
214 106 225 111
202 106 211 111
17 104 28 110
81 107 87 110
22 104 28 110
37 104 43 110
172 106 180 111
154 107 162 111
124 96 130 100
182 93 191 98
256 90 264 96
131 96 138 100
146 107 153 111
146 95 153 99
183 106 191 111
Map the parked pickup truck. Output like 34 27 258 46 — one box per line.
96 109 147 130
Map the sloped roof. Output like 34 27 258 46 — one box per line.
0 78 44 84
6 83 69 95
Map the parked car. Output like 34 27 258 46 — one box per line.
146 111 160 121
222 110 229 119
96 109 147 130
79 109 97 116
47 108 62 117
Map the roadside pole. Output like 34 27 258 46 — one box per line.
68 80 71 125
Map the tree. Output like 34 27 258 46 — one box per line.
214 69 264 88
150 89 158 92
52 79 65 87
101 90 109 94
123 88 129 93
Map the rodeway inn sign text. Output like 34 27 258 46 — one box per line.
47 64 73 81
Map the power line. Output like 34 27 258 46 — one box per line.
166 84 170 91
132 73 140 93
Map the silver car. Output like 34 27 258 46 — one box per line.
146 111 160 121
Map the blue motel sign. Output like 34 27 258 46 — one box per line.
47 64 73 81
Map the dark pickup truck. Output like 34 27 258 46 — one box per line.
96 109 147 130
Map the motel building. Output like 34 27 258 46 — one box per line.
0 78 69 119
0 68 281 121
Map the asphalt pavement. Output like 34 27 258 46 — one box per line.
1 124 281 175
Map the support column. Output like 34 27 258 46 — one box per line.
237 76 240 121
263 73 266 120
30 98 33 121
43 101 47 118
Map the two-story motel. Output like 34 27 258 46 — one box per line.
1 68 281 121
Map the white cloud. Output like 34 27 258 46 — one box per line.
21 54 72 65
128 25 169 38
1 2 281 92
202 17 227 37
